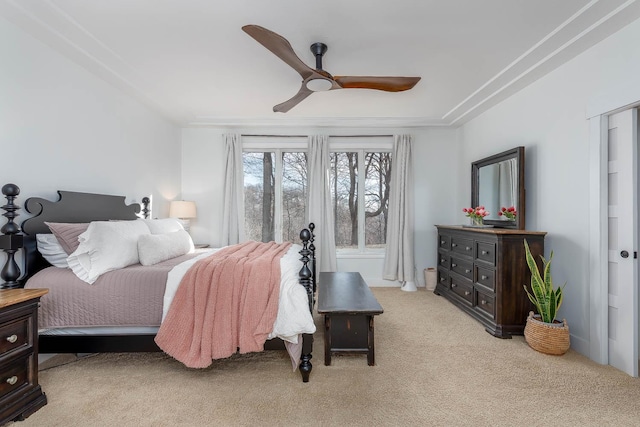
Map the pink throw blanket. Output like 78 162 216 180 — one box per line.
155 241 292 368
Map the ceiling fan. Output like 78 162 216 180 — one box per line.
242 25 421 113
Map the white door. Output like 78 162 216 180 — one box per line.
607 109 638 377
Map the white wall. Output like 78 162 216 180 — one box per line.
412 127 461 285
459 17 640 357
0 17 181 218
181 126 458 286
180 128 226 246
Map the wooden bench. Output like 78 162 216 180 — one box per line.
317 272 384 366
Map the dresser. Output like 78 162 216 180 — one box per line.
0 288 48 425
434 226 546 338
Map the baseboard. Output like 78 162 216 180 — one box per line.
569 333 590 359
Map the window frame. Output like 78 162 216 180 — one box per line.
242 136 392 254
329 137 393 255
243 138 307 243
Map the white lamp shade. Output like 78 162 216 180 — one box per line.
169 201 197 219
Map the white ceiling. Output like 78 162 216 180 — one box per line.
3 0 640 127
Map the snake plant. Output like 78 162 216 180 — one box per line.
523 239 565 324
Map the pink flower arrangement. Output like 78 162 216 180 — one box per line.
498 206 517 220
463 206 489 221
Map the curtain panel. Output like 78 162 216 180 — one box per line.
383 134 416 291
307 135 337 272
221 133 245 245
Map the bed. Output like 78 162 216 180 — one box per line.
0 184 317 382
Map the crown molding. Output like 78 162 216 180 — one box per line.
187 116 449 128
0 0 179 123
3 0 640 128
445 0 640 125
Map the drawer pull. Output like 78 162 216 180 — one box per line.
465 269 471 273
464 291 471 296
440 277 446 282
441 240 445 245
6 376 18 386
6 334 18 343
451 263 457 268
452 243 457 247
440 258 445 263
481 275 488 280
481 300 487 305
451 283 457 288
481 250 489 255
465 246 471 251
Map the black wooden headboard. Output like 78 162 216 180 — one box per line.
0 184 146 288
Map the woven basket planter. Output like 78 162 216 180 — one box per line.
524 311 570 355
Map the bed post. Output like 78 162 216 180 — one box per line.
308 223 316 293
298 225 315 382
141 197 150 219
0 184 23 289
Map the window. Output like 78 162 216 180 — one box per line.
330 149 391 252
242 136 392 253
243 146 307 244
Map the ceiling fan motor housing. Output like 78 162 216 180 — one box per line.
310 42 328 70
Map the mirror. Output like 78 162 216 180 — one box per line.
471 146 525 229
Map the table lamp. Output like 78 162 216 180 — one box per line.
169 200 196 232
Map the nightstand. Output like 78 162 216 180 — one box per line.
0 288 48 425
194 243 210 249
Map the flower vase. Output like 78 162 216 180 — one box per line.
470 217 483 226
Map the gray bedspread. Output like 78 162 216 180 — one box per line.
25 253 200 329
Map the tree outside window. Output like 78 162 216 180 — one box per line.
243 151 307 244
243 146 391 252
330 151 391 251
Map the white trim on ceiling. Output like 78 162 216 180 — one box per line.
187 116 446 128
447 0 640 126
444 0 601 121
0 0 183 124
3 0 639 128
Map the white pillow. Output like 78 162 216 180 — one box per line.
138 230 194 266
140 218 184 234
36 234 68 268
67 220 151 284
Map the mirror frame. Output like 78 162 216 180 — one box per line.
471 146 525 230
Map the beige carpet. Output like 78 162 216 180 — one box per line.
16 288 640 426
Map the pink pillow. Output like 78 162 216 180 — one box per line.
45 222 89 255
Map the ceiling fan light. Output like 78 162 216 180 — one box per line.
306 78 333 92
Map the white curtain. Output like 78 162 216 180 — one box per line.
307 135 337 272
383 135 416 291
221 133 245 245
498 158 517 208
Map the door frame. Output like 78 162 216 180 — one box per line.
587 85 640 367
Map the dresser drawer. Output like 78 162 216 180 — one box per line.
475 241 496 265
450 257 473 280
438 253 450 269
450 236 474 257
438 234 451 250
0 358 28 400
475 266 495 291
450 277 473 306
475 289 495 319
0 318 28 356
437 269 450 289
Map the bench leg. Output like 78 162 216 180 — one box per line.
368 315 375 366
324 315 331 366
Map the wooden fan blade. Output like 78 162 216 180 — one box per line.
242 25 319 81
273 84 313 113
333 76 421 92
